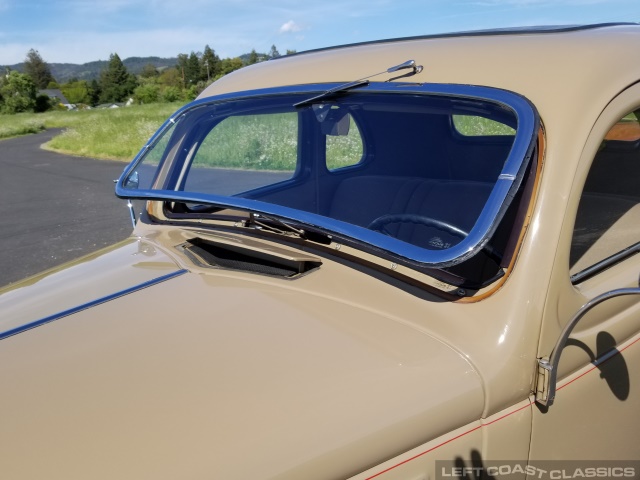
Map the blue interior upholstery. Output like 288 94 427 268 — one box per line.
329 175 493 249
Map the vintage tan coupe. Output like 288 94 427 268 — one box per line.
2 23 640 479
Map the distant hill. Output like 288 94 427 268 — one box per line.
2 56 179 83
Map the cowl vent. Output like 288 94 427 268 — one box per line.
181 237 322 278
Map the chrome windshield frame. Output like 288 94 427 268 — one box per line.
116 82 539 268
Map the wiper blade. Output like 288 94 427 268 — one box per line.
293 80 370 108
243 213 333 245
293 59 423 108
247 212 305 236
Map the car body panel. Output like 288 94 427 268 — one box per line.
0 239 180 338
3 24 640 479
0 238 484 479
529 79 640 461
351 397 534 479
530 330 640 460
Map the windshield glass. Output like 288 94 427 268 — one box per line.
118 83 538 274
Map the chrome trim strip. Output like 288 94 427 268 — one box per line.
0 269 188 341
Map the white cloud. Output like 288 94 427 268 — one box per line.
279 20 302 33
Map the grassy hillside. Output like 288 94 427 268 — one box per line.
0 103 182 160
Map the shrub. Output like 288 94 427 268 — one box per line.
0 71 37 113
34 94 54 113
134 84 160 104
162 86 182 103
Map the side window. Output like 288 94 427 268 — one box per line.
570 109 640 279
452 115 515 136
326 113 364 171
184 112 298 194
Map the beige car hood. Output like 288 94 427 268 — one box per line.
0 240 483 480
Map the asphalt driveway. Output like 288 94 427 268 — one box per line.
0 129 134 287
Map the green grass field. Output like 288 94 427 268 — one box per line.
0 106 514 168
0 103 182 161
190 113 364 171
0 116 47 139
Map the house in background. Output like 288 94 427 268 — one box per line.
39 89 74 109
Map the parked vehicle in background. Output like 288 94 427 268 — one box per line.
2 23 640 479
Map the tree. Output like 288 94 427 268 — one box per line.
89 79 101 106
60 80 91 104
185 84 200 101
23 49 55 89
247 49 259 65
134 83 160 104
185 52 201 85
34 94 54 113
0 71 37 113
200 45 220 82
158 67 182 89
175 52 201 85
162 86 182 103
176 53 189 86
140 63 159 78
99 53 137 103
268 45 280 59
216 58 243 79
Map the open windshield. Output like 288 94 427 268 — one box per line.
117 82 538 284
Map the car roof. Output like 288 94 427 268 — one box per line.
277 23 639 57
200 23 640 144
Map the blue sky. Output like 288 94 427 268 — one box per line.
1 0 639 65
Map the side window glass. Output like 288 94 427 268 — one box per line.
570 109 640 278
452 115 515 136
326 113 364 170
184 112 298 194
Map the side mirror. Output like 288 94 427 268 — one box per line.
535 275 640 407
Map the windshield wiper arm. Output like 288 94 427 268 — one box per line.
243 212 333 245
247 212 305 236
293 59 423 108
293 80 369 108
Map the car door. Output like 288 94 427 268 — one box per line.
529 83 640 464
